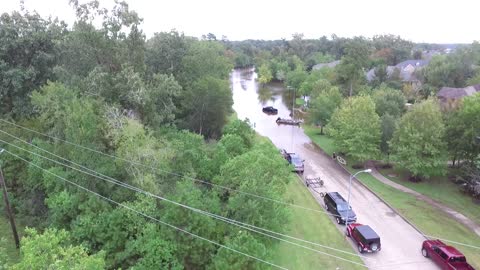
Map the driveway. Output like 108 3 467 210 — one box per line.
231 68 437 270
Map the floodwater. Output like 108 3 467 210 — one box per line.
231 68 310 152
230 68 436 270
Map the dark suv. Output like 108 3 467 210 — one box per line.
324 192 357 224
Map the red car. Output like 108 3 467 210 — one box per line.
346 223 381 253
422 240 475 270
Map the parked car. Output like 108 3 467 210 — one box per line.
262 106 278 114
346 223 381 253
422 240 475 270
280 149 304 174
323 192 357 224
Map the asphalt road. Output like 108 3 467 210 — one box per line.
231 68 437 270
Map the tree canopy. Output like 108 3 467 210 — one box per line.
390 99 447 179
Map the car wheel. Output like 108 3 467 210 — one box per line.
345 229 350 237
421 247 428 258
325 204 329 211
336 217 341 224
358 244 364 253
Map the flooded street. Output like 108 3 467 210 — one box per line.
231 68 436 270
231 68 310 152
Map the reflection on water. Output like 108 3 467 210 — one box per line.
257 86 275 105
231 68 311 153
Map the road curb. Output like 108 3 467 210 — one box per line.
311 141 428 240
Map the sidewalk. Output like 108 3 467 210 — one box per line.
368 167 480 237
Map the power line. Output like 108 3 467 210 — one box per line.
2 148 289 270
0 135 371 262
3 121 480 260
0 119 333 216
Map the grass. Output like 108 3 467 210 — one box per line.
272 178 364 270
0 215 21 265
379 166 480 226
304 126 336 156
295 98 305 106
304 126 480 269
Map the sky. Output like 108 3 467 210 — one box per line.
2 0 479 43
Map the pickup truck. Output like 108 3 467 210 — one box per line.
422 240 475 270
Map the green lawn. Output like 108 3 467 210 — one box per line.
295 98 305 106
272 178 364 270
379 166 480 226
304 126 480 269
304 126 336 156
0 215 21 265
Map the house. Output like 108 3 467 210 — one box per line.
366 59 430 87
312 60 340 70
437 84 480 102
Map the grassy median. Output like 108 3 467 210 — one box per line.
304 125 480 269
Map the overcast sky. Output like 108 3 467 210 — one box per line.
2 0 479 43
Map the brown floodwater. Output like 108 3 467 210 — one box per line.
231 68 311 153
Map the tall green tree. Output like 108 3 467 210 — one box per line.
258 63 273 86
182 76 233 138
142 74 182 128
327 96 381 163
12 228 105 270
145 30 188 76
372 34 413 65
444 93 480 165
390 99 447 179
0 10 64 117
335 37 371 96
309 85 343 134
373 86 406 118
211 231 268 270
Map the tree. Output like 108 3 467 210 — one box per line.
422 52 475 91
380 114 397 159
373 86 406 117
223 119 255 148
182 76 233 138
335 37 371 96
0 10 64 117
179 40 233 86
258 63 273 86
444 93 480 165
12 228 105 270
145 30 188 76
309 85 342 134
142 74 182 128
211 231 268 270
327 96 381 163
390 99 447 180
298 70 330 97
372 35 413 65
285 69 308 90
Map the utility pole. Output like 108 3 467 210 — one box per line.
0 149 20 249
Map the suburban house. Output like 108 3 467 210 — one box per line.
437 84 480 107
366 59 430 87
312 60 340 70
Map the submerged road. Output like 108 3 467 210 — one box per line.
231 68 437 270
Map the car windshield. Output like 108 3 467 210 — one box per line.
291 157 303 165
337 203 351 212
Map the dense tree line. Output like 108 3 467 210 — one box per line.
0 2 296 269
